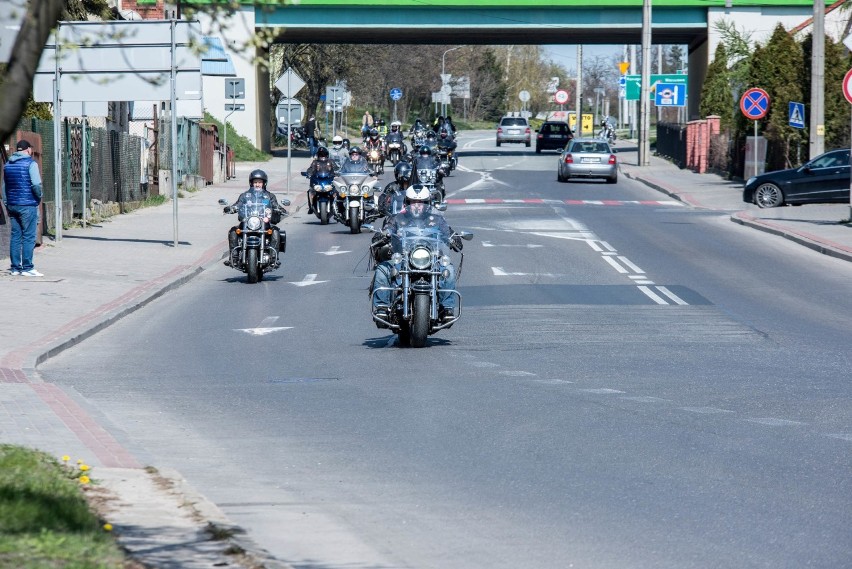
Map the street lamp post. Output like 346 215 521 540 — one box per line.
441 46 464 117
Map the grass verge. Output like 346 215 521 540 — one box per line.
0 444 130 568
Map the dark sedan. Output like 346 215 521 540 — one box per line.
535 121 573 153
743 149 851 208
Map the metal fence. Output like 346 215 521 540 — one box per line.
12 115 218 221
655 122 687 169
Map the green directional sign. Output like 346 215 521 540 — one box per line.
624 74 688 101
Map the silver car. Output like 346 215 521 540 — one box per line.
557 138 618 184
496 116 531 147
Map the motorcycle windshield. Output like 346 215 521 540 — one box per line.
312 172 335 185
339 172 370 186
237 198 272 222
391 216 447 256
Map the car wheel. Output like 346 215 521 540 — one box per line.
754 182 784 208
606 174 617 184
536 146 541 154
525 141 531 148
557 170 565 182
496 141 501 147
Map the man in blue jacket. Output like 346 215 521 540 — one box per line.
3 139 44 276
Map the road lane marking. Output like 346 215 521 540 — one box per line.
289 274 328 287
637 285 669 305
234 316 293 336
602 256 629 274
746 418 806 426
656 286 688 305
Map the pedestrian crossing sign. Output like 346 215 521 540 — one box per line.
789 102 805 129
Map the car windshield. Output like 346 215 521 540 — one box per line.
501 118 527 127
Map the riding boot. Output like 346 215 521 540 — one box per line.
307 191 314 214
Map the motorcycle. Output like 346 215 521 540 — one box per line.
302 170 336 225
367 213 474 348
598 122 617 145
437 146 457 177
366 145 385 175
415 165 445 203
332 172 380 234
386 140 404 166
218 196 290 284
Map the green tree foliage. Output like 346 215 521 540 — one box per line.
699 43 734 130
471 48 507 122
799 33 852 156
747 24 803 170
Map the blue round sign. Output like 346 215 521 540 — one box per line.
390 88 403 101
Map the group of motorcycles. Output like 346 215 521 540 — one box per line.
220 119 471 347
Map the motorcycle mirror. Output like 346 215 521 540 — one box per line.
300 171 308 177
434 202 448 212
217 198 228 205
279 198 291 206
459 231 474 241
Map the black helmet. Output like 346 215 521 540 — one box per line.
316 146 329 158
378 119 385 126
426 130 437 141
440 128 449 138
349 146 362 156
419 145 431 157
394 161 413 184
342 138 351 149
369 128 379 137
248 169 268 188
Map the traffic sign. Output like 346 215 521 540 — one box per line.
519 90 530 102
843 68 852 104
225 78 244 99
554 89 569 104
788 102 805 128
274 67 305 98
225 103 245 112
618 61 630 75
624 74 688 101
654 83 686 107
276 98 304 125
390 87 403 101
740 88 769 120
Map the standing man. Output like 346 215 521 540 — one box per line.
306 115 318 158
361 110 373 139
3 140 43 277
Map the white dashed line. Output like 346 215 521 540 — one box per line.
681 407 736 414
656 286 688 305
746 418 806 426
637 285 669 305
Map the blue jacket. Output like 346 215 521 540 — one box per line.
3 152 43 206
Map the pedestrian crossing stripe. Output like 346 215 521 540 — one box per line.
444 198 684 207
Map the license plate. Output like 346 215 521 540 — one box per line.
580 157 600 163
509 129 520 134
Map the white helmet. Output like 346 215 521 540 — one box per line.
332 135 343 147
404 185 431 203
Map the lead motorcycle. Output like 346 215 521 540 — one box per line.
332 172 381 234
302 170 336 225
218 196 290 284
366 210 473 348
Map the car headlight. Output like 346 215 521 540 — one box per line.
246 216 262 231
410 246 431 270
745 177 756 187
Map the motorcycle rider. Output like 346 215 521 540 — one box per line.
412 144 445 201
339 145 373 175
369 185 462 321
223 169 285 267
305 146 337 215
376 119 388 138
329 135 348 169
377 160 413 218
385 121 407 157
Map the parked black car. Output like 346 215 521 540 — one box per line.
743 148 851 208
535 121 573 153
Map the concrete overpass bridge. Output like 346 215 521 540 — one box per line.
197 0 814 150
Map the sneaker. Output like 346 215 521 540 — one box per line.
9 269 20 276
20 269 43 277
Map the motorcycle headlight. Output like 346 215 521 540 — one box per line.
361 185 374 196
391 252 403 266
247 216 262 231
410 246 431 270
349 184 359 193
313 184 322 191
440 255 451 267
337 187 347 197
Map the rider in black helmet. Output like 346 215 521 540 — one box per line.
305 146 336 214
223 169 286 267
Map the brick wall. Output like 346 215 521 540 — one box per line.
122 0 165 20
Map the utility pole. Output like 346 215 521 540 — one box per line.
810 0 825 158
638 0 652 166
576 45 583 135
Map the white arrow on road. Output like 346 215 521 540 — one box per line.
289 274 328 287
319 246 350 256
481 240 544 248
234 316 293 336
491 267 563 278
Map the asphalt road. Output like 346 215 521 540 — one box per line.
41 134 852 569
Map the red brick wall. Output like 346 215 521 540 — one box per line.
122 0 165 20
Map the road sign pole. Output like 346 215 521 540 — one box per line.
754 120 759 179
287 73 291 196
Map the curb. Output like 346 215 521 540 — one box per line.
730 211 852 264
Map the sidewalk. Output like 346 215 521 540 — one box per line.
2 143 851 568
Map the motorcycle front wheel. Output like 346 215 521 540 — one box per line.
246 249 260 284
349 206 361 234
319 201 329 225
410 294 430 348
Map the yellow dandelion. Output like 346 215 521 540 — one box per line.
77 459 84 464
79 475 90 484
62 455 70 462
103 523 113 532
79 464 90 472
